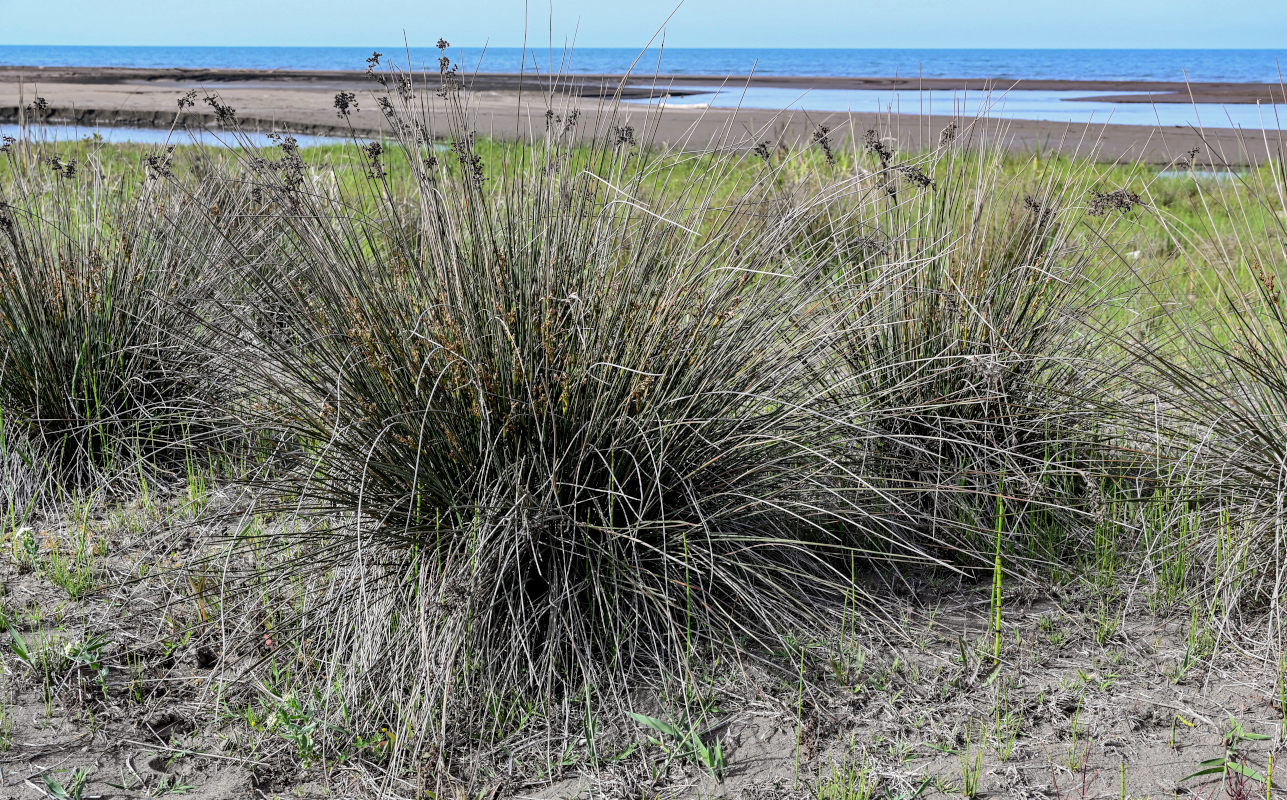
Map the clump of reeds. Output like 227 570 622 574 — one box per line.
199 54 926 780
149 52 1160 786
0 150 241 487
1124 155 1287 628
819 137 1127 572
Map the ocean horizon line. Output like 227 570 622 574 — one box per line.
2 45 1283 85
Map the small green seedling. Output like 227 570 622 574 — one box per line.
628 711 725 779
1170 713 1194 749
959 723 984 798
42 768 91 800
5 623 33 668
154 774 200 796
1182 717 1270 788
64 635 109 689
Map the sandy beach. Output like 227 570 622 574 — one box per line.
2 65 1283 164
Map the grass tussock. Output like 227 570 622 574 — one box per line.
207 62 959 768
821 147 1128 572
0 157 241 488
1125 158 1287 625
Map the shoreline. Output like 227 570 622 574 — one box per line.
3 65 1286 104
2 66 1283 165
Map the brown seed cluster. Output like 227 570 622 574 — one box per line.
1088 188 1144 216
333 91 359 119
813 125 836 165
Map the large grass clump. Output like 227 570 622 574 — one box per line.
168 56 1155 774
822 141 1129 571
1125 156 1287 626
204 65 930 769
0 153 240 486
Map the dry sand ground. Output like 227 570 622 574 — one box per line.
1 67 1283 165
0 488 1283 799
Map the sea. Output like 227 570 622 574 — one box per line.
0 46 1283 83
2 46 1285 138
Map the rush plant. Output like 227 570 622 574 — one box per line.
0 159 242 486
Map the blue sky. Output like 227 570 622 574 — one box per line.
0 0 1283 48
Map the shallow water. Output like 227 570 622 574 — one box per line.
3 92 1281 146
1156 167 1242 180
628 86 1287 130
0 124 345 148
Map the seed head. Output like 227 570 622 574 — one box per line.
452 136 485 188
203 94 237 125
812 125 836 166
562 110 579 135
144 145 176 179
436 55 461 97
334 91 359 118
268 133 306 190
894 163 934 190
363 141 386 179
46 155 76 179
1023 194 1055 226
863 129 893 169
939 121 958 146
396 75 413 99
1088 188 1144 217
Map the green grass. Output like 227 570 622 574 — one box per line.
2 125 1273 319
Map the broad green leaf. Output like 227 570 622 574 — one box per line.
627 712 682 740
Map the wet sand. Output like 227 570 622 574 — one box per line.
2 66 1283 165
